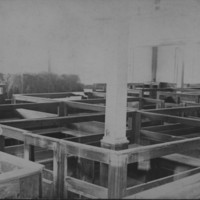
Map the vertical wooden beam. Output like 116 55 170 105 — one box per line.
152 46 158 82
0 136 5 152
138 90 144 109
24 137 35 161
53 142 65 199
63 154 68 198
156 99 165 109
58 102 67 116
12 95 16 104
108 154 127 198
132 112 141 144
0 128 5 152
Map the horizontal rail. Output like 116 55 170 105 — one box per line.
139 110 200 127
140 129 183 142
0 102 60 111
65 177 108 199
1 110 136 129
118 136 200 164
126 166 200 196
66 101 105 112
1 113 106 129
144 105 200 114
61 140 111 163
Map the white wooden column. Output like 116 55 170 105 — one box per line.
101 16 130 150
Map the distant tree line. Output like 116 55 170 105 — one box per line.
0 72 84 98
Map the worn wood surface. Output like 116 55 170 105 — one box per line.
65 176 108 198
125 166 200 197
125 169 200 199
139 110 200 127
119 136 200 164
108 154 128 198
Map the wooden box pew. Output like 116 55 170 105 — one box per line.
60 132 200 199
157 90 200 106
121 135 200 199
0 151 43 199
0 102 66 122
137 107 200 154
3 120 200 198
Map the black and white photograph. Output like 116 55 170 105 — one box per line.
0 0 200 199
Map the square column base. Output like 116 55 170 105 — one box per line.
101 137 129 150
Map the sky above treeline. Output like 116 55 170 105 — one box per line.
1 0 200 84
0 0 130 84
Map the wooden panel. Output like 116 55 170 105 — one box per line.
140 129 183 142
163 154 200 167
0 102 59 112
145 105 200 114
16 108 57 119
125 169 200 199
108 154 128 198
142 123 185 132
19 173 41 198
42 179 53 199
132 112 141 144
43 169 53 181
120 136 200 164
1 113 106 129
61 140 110 163
66 101 105 112
32 127 69 135
66 176 108 198
139 111 200 127
24 133 58 150
1 125 25 141
125 166 200 197
0 179 20 198
160 127 200 136
14 95 55 103
0 135 5 152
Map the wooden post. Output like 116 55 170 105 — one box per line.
152 46 158 82
58 102 67 116
108 154 127 198
24 137 35 161
0 136 5 152
132 112 141 144
53 142 65 199
139 90 144 109
0 127 5 152
63 153 68 198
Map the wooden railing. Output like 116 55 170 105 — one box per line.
2 108 200 199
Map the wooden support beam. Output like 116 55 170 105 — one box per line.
132 112 141 144
66 101 105 112
24 143 35 161
108 154 128 198
125 166 200 198
140 129 184 142
152 46 158 82
58 102 67 116
1 113 106 129
145 105 200 115
139 110 200 127
0 102 59 111
0 126 5 152
13 94 56 103
119 136 200 164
